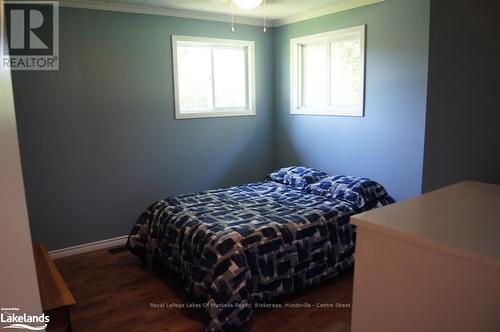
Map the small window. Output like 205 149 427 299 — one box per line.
172 35 255 119
290 25 365 116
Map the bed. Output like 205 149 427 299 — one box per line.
127 166 394 331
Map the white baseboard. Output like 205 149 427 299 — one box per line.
49 235 128 259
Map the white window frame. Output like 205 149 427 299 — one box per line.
290 25 366 117
172 35 256 119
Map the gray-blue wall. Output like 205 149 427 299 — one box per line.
13 1 432 250
12 8 275 250
273 0 430 200
422 0 500 191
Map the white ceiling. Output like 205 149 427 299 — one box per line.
107 0 350 20
61 0 383 26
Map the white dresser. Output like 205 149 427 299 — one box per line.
351 181 500 332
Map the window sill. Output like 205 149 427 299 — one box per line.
290 108 363 117
175 110 256 119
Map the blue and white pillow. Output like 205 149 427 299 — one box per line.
306 175 392 209
267 166 329 191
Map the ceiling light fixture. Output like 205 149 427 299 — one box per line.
230 0 267 33
234 0 263 10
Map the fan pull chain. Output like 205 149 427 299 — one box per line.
263 0 267 32
231 0 235 32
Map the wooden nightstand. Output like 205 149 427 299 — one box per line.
33 243 76 332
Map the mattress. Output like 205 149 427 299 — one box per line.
127 180 386 331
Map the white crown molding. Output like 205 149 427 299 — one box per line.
49 235 128 259
60 0 266 27
273 0 384 26
60 0 384 28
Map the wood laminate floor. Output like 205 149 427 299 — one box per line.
55 248 353 332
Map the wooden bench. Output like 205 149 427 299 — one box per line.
33 244 76 332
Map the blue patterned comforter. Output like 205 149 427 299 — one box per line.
127 179 390 331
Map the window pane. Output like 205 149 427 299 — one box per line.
330 37 361 106
177 44 213 112
213 47 247 108
302 43 328 107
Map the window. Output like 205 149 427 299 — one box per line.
290 25 365 116
172 35 255 119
